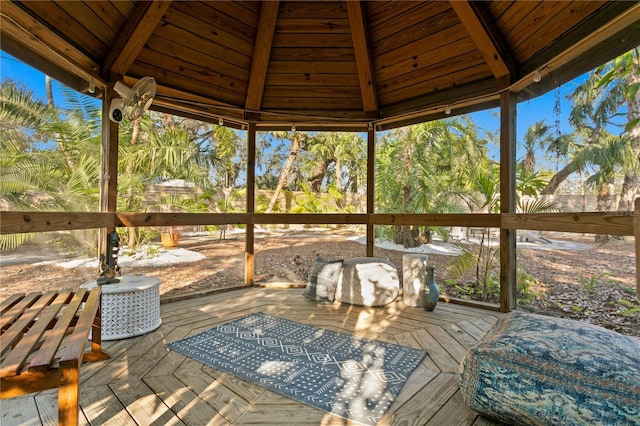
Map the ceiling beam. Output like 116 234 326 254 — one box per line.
450 1 516 80
346 1 378 115
245 1 280 113
0 2 102 89
102 1 172 80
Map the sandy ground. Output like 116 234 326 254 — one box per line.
1 228 637 337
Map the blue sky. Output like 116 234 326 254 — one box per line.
1 51 579 166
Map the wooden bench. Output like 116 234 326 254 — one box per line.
0 287 110 425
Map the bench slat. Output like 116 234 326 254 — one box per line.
0 287 108 426
60 287 100 364
0 292 42 332
0 292 58 360
29 288 88 372
1 290 73 377
0 293 25 315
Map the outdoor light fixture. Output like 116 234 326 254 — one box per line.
291 123 296 132
219 116 224 126
88 81 96 94
533 68 542 83
445 105 451 115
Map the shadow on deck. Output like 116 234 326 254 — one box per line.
2 287 505 425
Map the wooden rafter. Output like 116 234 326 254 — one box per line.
102 1 172 79
0 2 100 87
450 1 516 80
245 1 280 112
346 1 378 115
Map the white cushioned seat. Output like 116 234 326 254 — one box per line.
335 257 399 307
304 257 400 307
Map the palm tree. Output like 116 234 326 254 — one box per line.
520 120 551 175
376 118 488 247
541 48 640 211
0 79 102 251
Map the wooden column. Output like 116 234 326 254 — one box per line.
634 197 640 298
98 88 119 263
366 126 375 256
245 123 256 286
499 85 517 312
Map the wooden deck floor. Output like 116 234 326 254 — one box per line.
2 287 505 425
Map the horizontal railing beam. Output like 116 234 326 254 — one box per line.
0 211 634 236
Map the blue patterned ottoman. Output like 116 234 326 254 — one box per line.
460 311 640 425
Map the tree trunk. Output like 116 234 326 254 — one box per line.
618 172 638 211
595 181 614 242
540 160 579 195
127 116 143 248
307 159 331 192
45 75 55 109
131 116 142 145
393 184 421 248
618 57 640 211
265 134 302 213
523 150 535 176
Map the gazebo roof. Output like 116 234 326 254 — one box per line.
2 1 639 129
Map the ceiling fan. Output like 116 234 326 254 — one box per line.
109 76 157 123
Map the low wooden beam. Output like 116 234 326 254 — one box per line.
0 212 114 235
102 1 172 77
245 1 279 112
371 214 500 228
502 212 634 236
3 211 633 237
114 213 249 228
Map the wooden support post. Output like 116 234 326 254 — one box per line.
366 126 375 257
635 198 640 298
499 83 517 312
98 87 119 267
245 123 256 286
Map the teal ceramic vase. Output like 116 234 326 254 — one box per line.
420 266 439 311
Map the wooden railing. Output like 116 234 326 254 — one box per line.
1 208 638 302
0 210 634 236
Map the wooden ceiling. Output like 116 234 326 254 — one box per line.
2 1 639 130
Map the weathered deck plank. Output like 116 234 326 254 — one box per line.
2 287 504 425
109 380 185 426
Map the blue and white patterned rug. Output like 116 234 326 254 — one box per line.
168 312 427 425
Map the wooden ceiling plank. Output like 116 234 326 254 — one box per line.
245 1 280 111
450 1 515 79
276 18 351 34
380 63 489 105
102 0 172 78
163 5 254 55
270 47 355 62
269 61 357 74
346 1 378 114
266 73 360 86
378 52 486 96
130 59 246 105
134 49 248 96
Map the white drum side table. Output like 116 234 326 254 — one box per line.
82 274 162 340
